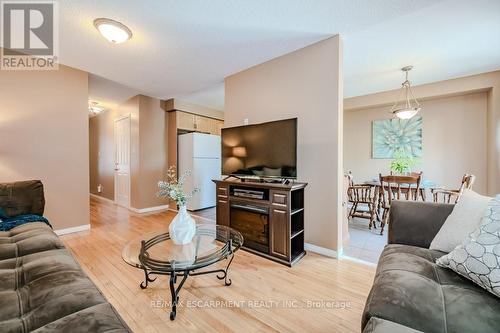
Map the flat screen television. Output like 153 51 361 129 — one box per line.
221 118 297 179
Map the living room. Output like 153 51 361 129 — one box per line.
1 1 500 332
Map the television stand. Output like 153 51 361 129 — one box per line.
213 178 307 266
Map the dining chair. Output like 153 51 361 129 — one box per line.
390 171 426 201
378 172 422 235
431 174 476 204
346 172 377 229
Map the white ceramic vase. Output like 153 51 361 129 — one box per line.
169 205 196 245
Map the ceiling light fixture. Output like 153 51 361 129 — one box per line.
390 66 421 120
93 18 132 44
89 101 104 116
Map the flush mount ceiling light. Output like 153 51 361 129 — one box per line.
390 66 421 120
89 101 104 116
93 18 132 44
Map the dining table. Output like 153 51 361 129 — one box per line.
363 179 437 222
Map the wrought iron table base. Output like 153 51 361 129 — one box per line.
140 271 157 289
140 253 234 320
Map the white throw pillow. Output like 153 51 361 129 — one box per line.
436 195 500 297
430 189 492 253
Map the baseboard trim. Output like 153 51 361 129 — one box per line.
55 224 91 236
129 205 169 214
191 214 216 223
339 255 377 267
91 194 169 214
168 207 216 223
90 193 115 204
304 243 340 258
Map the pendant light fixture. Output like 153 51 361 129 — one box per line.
390 66 421 119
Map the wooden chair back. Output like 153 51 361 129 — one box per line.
379 173 422 207
432 173 476 204
460 174 476 192
346 171 373 204
348 184 374 204
346 171 354 187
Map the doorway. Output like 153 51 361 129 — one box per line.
114 115 131 208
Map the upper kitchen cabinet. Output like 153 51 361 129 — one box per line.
162 98 224 135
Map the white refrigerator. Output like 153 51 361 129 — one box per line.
178 133 221 211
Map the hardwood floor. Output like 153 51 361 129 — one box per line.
60 197 375 333
191 207 216 220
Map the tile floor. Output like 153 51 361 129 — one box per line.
191 207 387 265
343 217 388 264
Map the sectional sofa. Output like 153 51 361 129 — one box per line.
0 180 130 332
362 200 500 333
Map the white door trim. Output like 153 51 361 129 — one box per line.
114 114 131 122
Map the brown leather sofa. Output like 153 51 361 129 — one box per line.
0 180 130 332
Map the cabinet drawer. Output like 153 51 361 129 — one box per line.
217 186 228 197
271 192 288 206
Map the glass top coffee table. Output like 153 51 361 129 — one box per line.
122 224 243 320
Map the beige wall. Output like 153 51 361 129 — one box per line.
225 36 343 251
163 98 224 120
0 65 89 230
135 95 168 208
345 92 488 194
89 96 138 201
89 95 167 209
345 70 500 195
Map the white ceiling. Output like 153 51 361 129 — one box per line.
57 0 500 108
343 0 500 98
177 83 225 110
88 74 139 110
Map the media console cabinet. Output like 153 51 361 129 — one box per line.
212 179 307 266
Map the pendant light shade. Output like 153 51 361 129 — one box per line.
393 108 420 120
390 66 421 119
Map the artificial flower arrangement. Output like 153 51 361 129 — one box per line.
157 166 200 245
157 166 200 206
